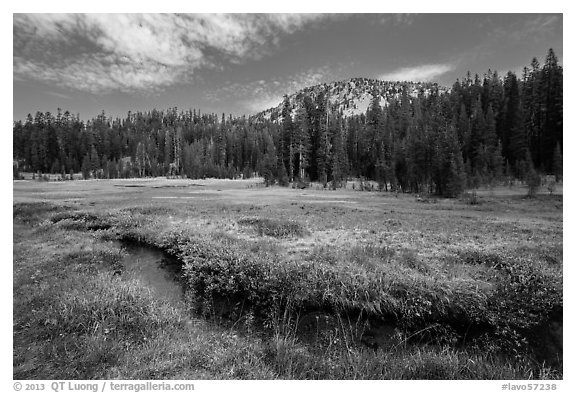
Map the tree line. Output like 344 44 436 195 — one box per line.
13 49 562 197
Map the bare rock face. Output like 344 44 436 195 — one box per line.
251 77 448 122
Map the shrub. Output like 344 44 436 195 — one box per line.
294 177 309 189
458 249 562 353
50 211 113 231
176 234 493 338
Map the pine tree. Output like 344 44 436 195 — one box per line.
89 145 100 177
277 158 289 186
135 141 147 177
456 103 470 159
503 72 527 169
331 126 347 189
488 140 504 185
261 133 277 186
445 153 466 197
281 95 295 181
174 127 183 175
540 48 563 172
294 105 311 180
315 92 330 185
431 123 466 197
470 98 487 173
552 142 562 182
81 153 90 180
164 128 173 171
365 90 384 179
525 150 540 197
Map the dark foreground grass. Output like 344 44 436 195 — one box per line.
13 200 562 379
13 214 275 379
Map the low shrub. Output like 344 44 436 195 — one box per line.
458 249 562 355
293 178 309 189
50 211 113 231
177 235 492 337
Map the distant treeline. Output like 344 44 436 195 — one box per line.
13 49 562 197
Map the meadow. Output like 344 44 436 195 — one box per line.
13 177 563 379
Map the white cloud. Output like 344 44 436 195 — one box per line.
43 90 73 100
14 54 179 94
379 63 454 82
516 14 561 40
13 13 333 94
245 94 285 113
203 65 336 113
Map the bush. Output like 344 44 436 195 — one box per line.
294 177 309 189
176 234 492 336
50 211 113 231
458 249 562 353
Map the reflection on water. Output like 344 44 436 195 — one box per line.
118 242 184 307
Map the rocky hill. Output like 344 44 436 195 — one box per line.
252 77 449 122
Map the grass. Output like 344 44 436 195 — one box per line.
13 178 563 379
237 217 308 238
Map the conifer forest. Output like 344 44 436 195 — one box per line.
13 49 562 197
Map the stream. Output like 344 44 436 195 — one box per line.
114 241 562 368
117 242 185 308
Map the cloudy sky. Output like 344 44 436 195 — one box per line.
13 13 562 121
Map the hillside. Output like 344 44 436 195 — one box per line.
252 77 449 121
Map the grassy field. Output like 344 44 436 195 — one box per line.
13 177 563 379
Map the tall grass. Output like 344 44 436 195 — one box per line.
13 230 181 379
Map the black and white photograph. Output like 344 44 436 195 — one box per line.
10 6 565 387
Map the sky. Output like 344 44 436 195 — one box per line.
13 13 563 122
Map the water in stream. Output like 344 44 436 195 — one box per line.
114 242 562 369
118 242 185 308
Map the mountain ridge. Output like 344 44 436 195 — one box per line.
251 77 449 121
